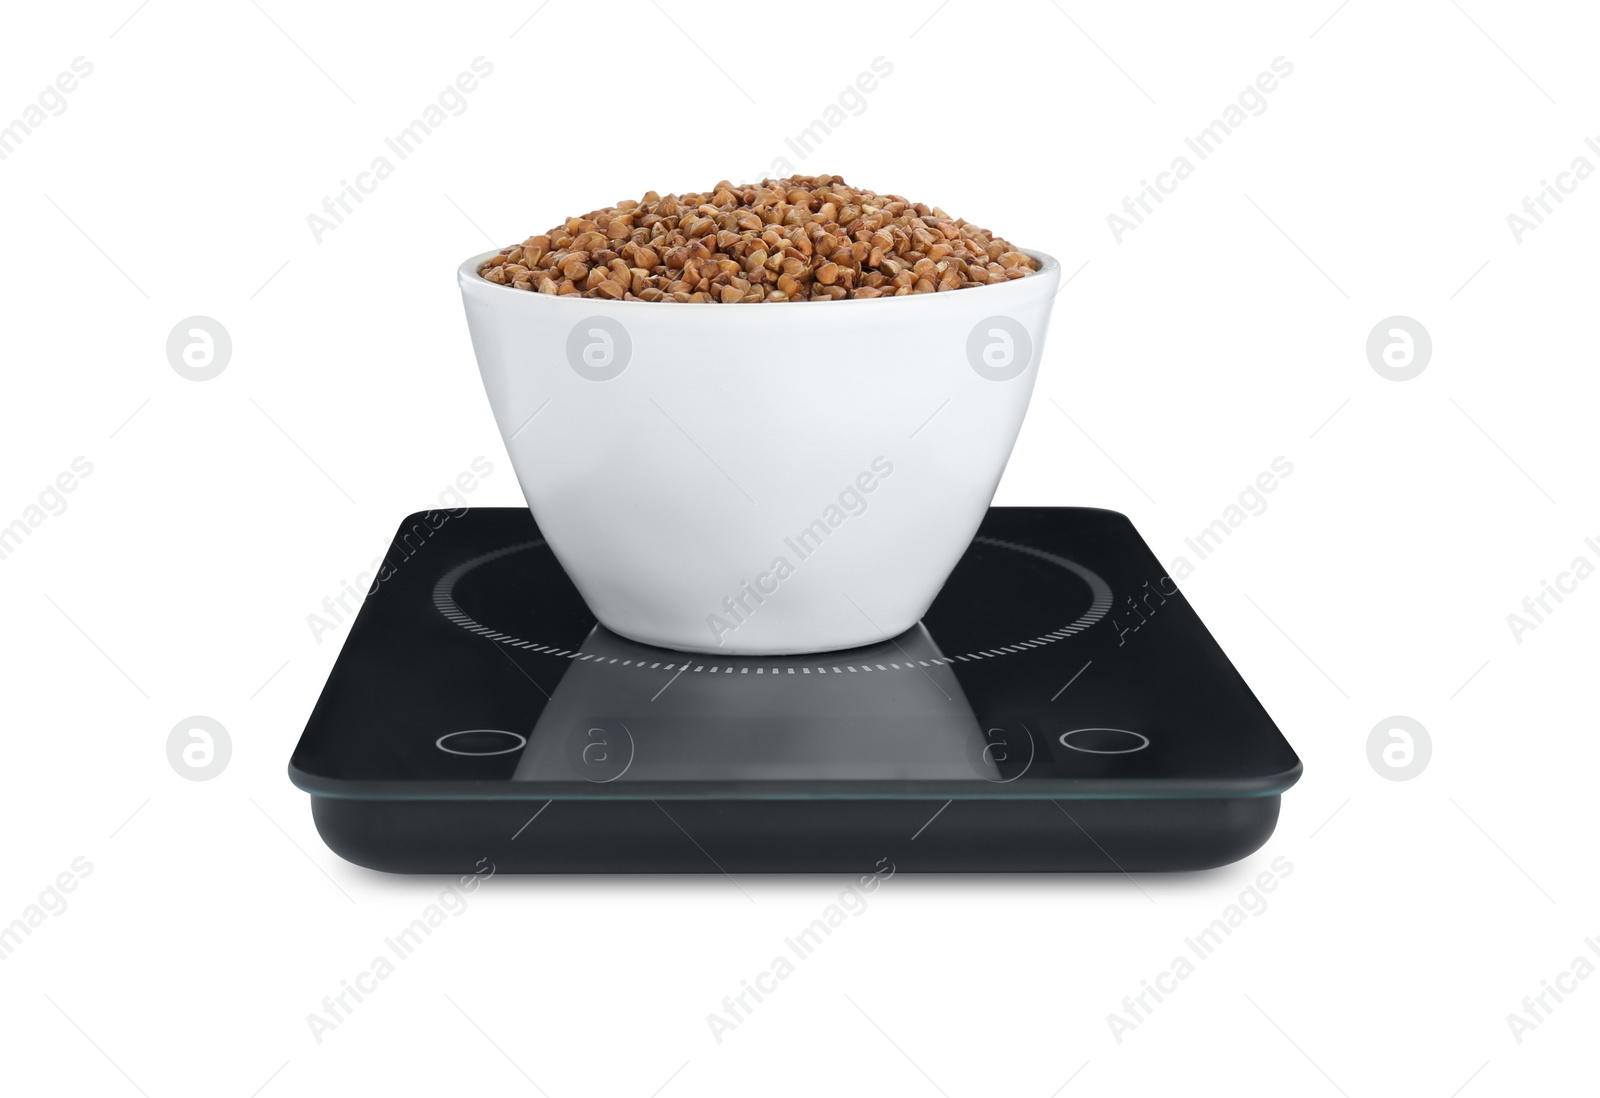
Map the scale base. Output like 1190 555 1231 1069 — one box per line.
290 506 1301 875
313 795 1282 874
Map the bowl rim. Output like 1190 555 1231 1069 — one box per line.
458 247 1060 308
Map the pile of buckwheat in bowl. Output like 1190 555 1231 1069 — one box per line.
476 174 1039 302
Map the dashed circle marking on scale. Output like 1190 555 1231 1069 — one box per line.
432 537 1113 677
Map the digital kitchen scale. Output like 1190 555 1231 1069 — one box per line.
290 507 1300 873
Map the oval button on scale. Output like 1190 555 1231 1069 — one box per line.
1059 727 1149 755
436 729 528 756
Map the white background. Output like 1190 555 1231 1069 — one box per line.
2 1 1596 1095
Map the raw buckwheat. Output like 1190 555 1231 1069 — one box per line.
477 175 1038 302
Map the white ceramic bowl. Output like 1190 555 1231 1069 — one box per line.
459 248 1060 654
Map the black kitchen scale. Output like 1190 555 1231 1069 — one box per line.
290 507 1300 874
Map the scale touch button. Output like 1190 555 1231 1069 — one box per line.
436 729 528 756
1059 727 1149 755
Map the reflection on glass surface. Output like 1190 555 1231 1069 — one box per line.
512 624 993 782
